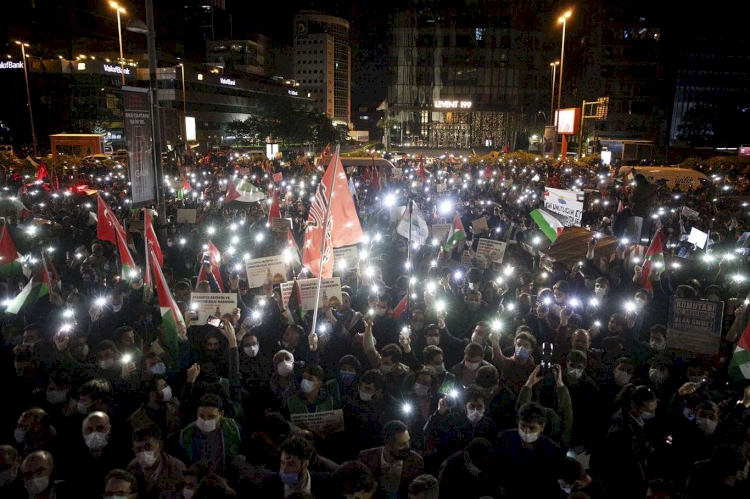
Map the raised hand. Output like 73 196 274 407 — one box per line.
186 363 201 383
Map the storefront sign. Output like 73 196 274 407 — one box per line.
220 77 236 86
288 89 299 96
103 64 131 75
0 61 23 69
434 100 472 109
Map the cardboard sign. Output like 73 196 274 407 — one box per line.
176 209 197 224
475 238 507 269
190 292 238 325
272 217 292 232
280 277 342 311
333 246 358 270
543 187 584 226
291 409 345 433
666 297 724 355
245 255 287 289
471 217 489 233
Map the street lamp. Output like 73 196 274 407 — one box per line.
549 61 559 126
15 41 37 157
553 9 572 157
109 1 127 86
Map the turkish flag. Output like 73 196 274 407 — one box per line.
302 149 364 278
143 209 163 266
96 194 116 244
197 240 225 291
268 190 281 225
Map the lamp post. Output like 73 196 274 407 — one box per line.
549 61 559 126
15 41 37 158
553 10 572 158
109 1 127 86
126 0 166 241
179 63 187 117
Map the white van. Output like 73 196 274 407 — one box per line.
617 166 711 191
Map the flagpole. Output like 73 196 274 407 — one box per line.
406 199 413 320
310 145 340 337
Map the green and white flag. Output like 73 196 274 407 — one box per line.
443 213 467 252
530 209 565 243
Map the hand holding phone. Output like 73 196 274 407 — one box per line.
206 315 224 329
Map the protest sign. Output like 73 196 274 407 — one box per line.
245 255 287 289
190 293 237 325
333 246 358 269
290 409 345 433
681 206 699 220
431 223 452 242
272 217 292 232
475 238 507 269
666 297 724 355
687 227 708 249
176 209 197 224
471 217 489 233
461 250 473 268
543 187 584 226
280 277 342 311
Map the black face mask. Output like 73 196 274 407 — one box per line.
392 448 411 461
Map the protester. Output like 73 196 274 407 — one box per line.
1 149 750 498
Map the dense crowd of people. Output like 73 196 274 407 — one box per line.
0 149 750 499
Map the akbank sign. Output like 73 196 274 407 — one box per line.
103 64 131 76
0 61 23 69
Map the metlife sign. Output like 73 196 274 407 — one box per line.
0 61 23 69
103 64 131 76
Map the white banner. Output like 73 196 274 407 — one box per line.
291 409 345 433
245 255 287 288
190 292 237 325
397 204 429 246
543 187 584 226
280 277 342 311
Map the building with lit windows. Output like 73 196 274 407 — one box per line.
293 10 351 126
386 2 547 149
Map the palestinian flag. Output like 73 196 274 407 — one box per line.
638 230 666 291
0 223 29 277
225 176 267 204
530 209 565 243
149 247 183 358
5 258 52 315
443 213 467 252
730 316 750 380
114 224 137 280
285 229 301 266
286 278 303 326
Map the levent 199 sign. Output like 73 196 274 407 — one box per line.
434 100 472 109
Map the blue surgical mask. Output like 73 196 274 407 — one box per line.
278 471 299 486
339 371 356 383
150 362 167 375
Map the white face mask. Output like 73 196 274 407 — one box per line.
244 345 259 357
183 488 195 499
196 418 217 433
432 362 445 375
98 359 115 370
464 360 481 371
137 450 158 467
413 383 430 397
641 410 655 420
359 389 374 401
650 341 666 351
614 369 632 386
594 287 608 298
567 368 584 380
150 362 167 375
467 408 484 423
24 476 50 496
277 360 294 377
519 429 541 443
380 364 394 373
84 431 108 450
648 368 665 384
426 336 440 346
696 417 718 434
301 379 316 394
514 346 530 360
634 297 646 311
